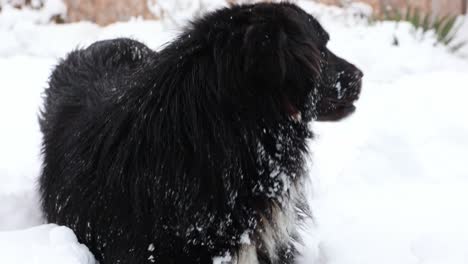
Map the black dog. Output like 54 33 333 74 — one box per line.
40 3 362 264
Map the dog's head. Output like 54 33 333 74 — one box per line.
191 3 362 126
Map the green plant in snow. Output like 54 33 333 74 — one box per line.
378 5 466 52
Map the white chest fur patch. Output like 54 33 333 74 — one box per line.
238 183 301 264
213 244 259 264
259 183 299 261
213 182 304 264
237 244 260 264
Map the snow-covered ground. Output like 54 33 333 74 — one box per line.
1 1 468 263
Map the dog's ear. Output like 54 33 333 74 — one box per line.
239 20 322 120
241 21 321 91
242 22 288 90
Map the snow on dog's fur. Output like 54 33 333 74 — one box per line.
39 3 362 264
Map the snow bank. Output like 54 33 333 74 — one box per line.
1 1 468 264
0 56 52 231
303 71 468 264
0 225 95 264
147 0 227 26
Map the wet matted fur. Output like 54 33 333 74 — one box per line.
40 3 363 264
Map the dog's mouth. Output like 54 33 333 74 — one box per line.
290 111 302 123
283 80 361 123
316 97 358 121
316 75 362 122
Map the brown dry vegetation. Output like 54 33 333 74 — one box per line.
2 0 466 25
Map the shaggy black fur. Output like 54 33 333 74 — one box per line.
40 3 362 264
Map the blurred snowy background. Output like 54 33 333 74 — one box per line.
0 0 468 263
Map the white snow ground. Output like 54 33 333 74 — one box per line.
1 1 468 263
